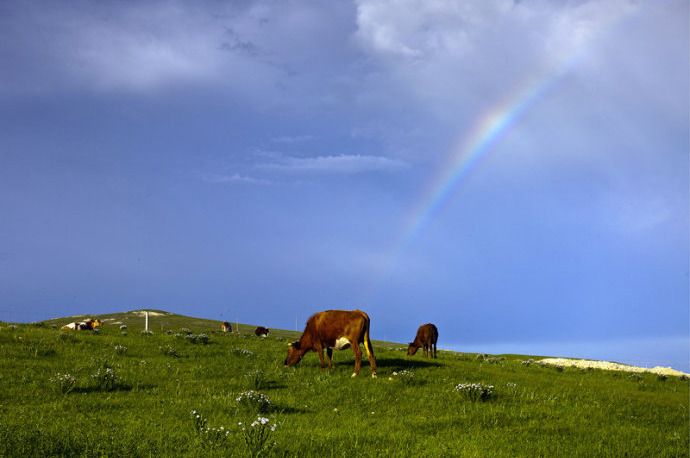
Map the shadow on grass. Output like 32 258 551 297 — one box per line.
352 357 442 369
71 384 134 394
261 380 287 390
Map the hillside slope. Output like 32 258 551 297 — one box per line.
0 319 687 457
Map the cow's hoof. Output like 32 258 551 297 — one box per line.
372 374 377 379
351 372 357 378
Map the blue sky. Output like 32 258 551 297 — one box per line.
1 1 688 371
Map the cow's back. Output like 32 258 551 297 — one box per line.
418 323 438 344
309 310 369 345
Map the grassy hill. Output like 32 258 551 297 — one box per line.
1 311 687 457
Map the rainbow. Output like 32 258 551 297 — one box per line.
363 4 637 304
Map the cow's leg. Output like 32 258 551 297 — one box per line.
317 346 326 371
326 347 333 371
350 342 362 377
433 342 437 358
363 337 377 378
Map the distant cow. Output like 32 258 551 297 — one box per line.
255 326 269 337
62 318 103 331
408 323 438 358
284 310 377 378
222 321 232 333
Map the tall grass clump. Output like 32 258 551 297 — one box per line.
244 369 265 390
90 359 124 391
239 415 278 458
49 373 76 394
236 390 272 413
190 410 231 451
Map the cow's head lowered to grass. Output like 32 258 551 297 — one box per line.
284 341 306 367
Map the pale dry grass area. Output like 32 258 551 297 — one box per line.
128 310 169 317
539 357 688 377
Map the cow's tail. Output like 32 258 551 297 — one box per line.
360 311 377 377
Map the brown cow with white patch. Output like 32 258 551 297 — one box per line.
408 323 438 358
255 326 269 337
284 310 377 378
61 318 103 331
222 321 232 333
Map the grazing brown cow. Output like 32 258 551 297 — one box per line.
284 310 377 378
222 321 232 333
408 323 438 358
255 326 269 337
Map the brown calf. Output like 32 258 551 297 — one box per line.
408 323 438 358
284 310 377 378
255 326 269 337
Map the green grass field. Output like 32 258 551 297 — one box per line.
1 310 687 457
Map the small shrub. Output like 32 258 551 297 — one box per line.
114 345 127 356
141 330 154 336
119 325 128 330
236 390 271 413
232 348 254 357
197 334 209 345
185 334 198 344
49 373 76 394
190 410 230 450
239 415 278 458
159 345 179 358
453 382 494 402
91 367 121 392
180 328 192 335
